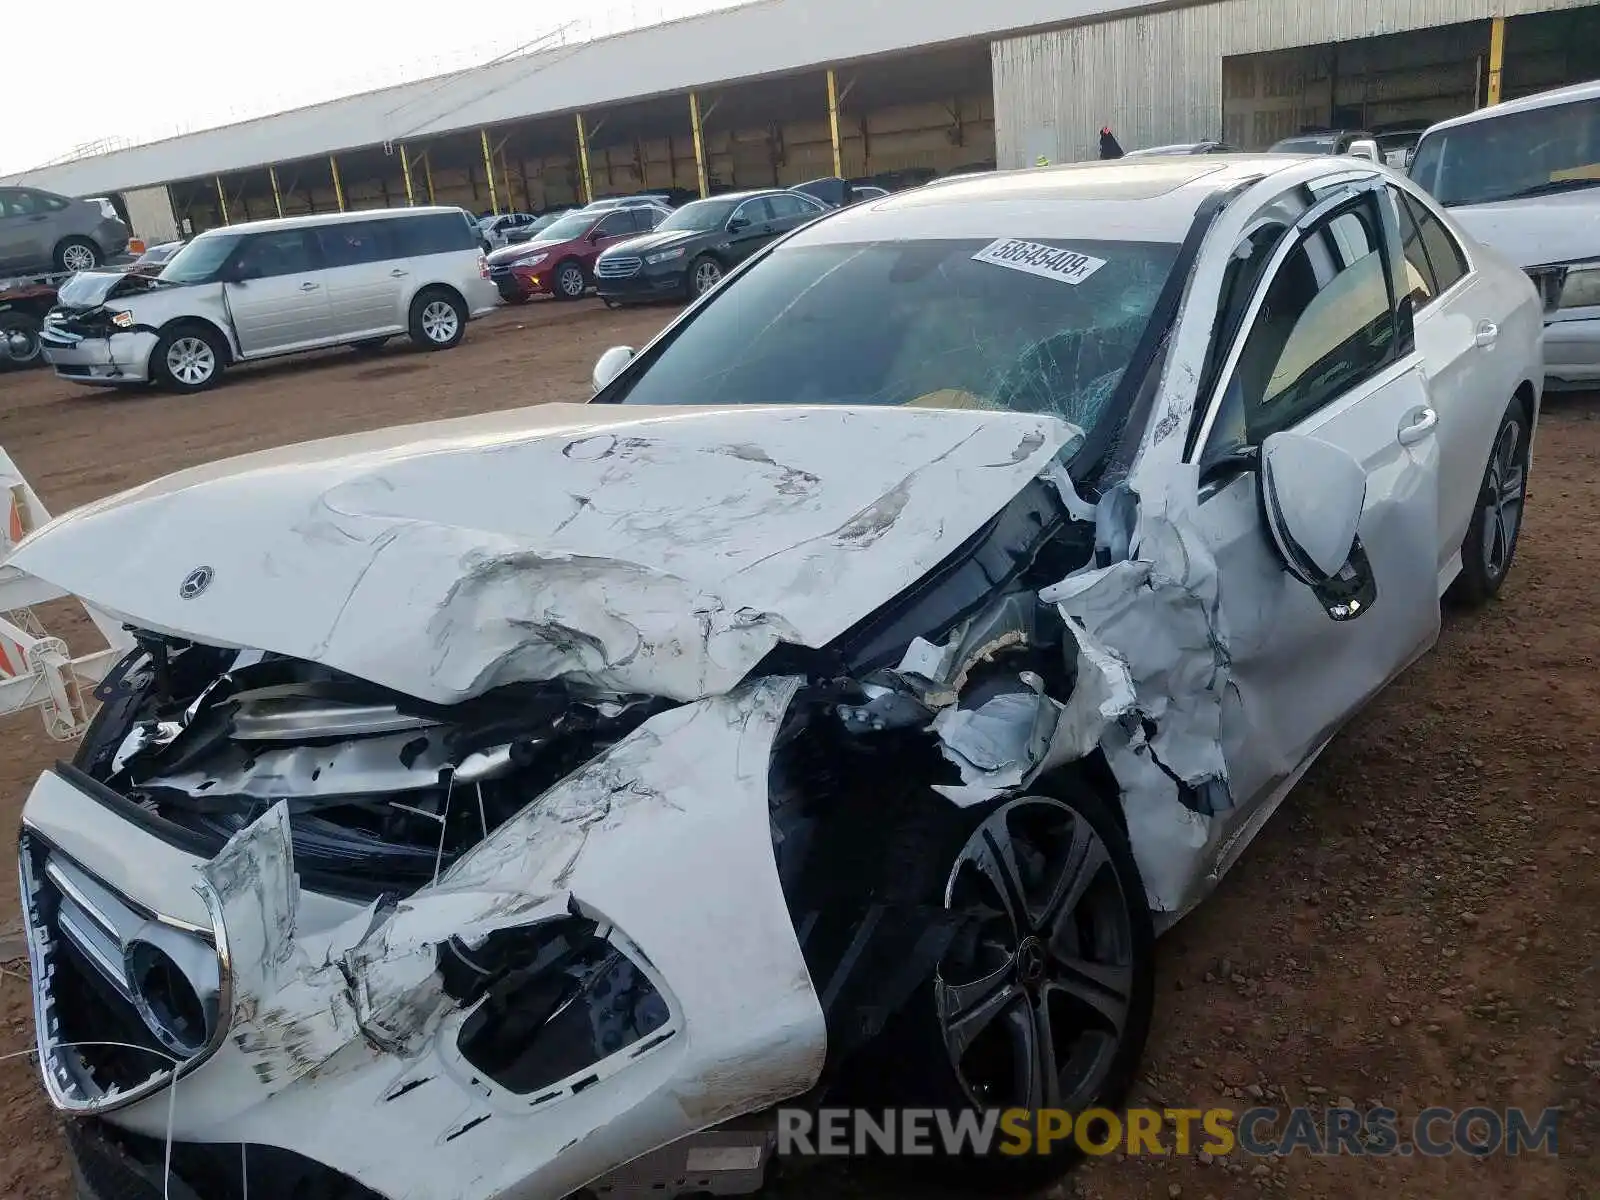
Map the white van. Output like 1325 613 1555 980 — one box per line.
39 207 500 393
1410 79 1600 390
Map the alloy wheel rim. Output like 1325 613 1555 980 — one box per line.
694 261 721 294
1482 420 1525 580
421 301 459 342
167 337 215 386
937 796 1134 1115
62 244 96 272
560 267 585 296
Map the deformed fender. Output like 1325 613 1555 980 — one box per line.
137 676 824 1200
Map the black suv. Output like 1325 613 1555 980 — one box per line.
594 188 828 304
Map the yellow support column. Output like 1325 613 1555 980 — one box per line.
268 165 284 217
480 130 499 215
1486 16 1506 106
215 177 230 225
689 91 709 199
400 144 416 206
423 152 436 203
826 69 844 179
575 113 594 206
330 155 346 211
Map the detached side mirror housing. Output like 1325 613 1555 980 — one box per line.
592 345 635 394
1259 431 1376 621
1346 139 1381 163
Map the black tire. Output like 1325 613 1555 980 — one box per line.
0 311 44 370
407 289 467 350
500 291 532 306
1449 398 1531 608
851 779 1154 1191
687 254 723 299
54 236 102 273
352 337 390 354
151 322 226 393
551 259 587 301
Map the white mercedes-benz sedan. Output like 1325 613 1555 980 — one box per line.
6 155 1541 1200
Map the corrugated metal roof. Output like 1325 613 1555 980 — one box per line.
5 0 1179 197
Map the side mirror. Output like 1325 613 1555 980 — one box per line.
728 216 750 232
1259 431 1376 621
589 229 608 243
1346 139 1381 163
591 345 635 394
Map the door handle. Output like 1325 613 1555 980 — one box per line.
389 269 408 278
300 282 320 291
1474 320 1498 348
1397 405 1439 446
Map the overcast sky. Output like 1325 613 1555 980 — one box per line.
5 0 734 176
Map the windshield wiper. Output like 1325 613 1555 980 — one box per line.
1488 177 1600 203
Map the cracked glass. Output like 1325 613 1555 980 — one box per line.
613 237 1181 441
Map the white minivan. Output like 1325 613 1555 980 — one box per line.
39 207 500 393
1410 79 1600 391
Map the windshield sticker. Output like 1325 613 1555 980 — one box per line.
972 238 1107 286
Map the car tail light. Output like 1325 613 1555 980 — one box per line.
127 238 147 256
478 253 490 280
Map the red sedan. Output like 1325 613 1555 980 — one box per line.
485 205 669 302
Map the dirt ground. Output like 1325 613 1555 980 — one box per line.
0 301 1594 1200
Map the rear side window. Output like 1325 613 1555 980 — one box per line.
1405 193 1468 293
390 212 476 256
317 220 394 267
1389 187 1437 307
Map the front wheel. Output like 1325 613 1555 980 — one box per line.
552 260 587 301
859 783 1154 1190
688 254 723 299
152 323 226 393
408 290 466 350
1449 399 1530 607
0 312 44 370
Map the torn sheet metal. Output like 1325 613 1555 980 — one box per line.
114 677 823 1200
7 404 1076 705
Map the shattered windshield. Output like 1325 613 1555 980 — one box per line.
611 237 1180 438
1410 97 1600 206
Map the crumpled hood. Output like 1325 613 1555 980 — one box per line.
8 403 1075 705
53 269 166 310
1448 187 1600 268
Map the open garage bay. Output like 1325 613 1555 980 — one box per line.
0 307 1595 1199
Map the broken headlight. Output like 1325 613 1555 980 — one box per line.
443 917 673 1097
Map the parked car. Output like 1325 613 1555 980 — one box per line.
1409 78 1600 391
122 240 186 276
485 205 669 302
1124 140 1237 156
1373 125 1428 170
478 211 544 251
8 154 1542 1200
1267 129 1377 155
503 210 571 245
582 194 676 213
594 188 828 303
38 207 497 392
851 184 890 201
0 185 130 273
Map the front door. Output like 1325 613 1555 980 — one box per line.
1186 184 1442 816
726 198 779 261
222 229 335 356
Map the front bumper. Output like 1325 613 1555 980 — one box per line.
490 264 552 300
1543 313 1600 390
39 328 156 385
596 264 688 301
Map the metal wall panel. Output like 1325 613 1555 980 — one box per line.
993 0 1599 165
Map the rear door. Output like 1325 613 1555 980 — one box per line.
765 192 824 234
1186 182 1442 815
316 219 406 339
0 189 51 270
223 229 335 355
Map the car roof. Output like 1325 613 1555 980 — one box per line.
1420 76 1600 137
192 206 466 239
788 156 1307 245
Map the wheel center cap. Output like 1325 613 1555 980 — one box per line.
1016 935 1047 986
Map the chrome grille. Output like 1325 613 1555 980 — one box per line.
596 256 643 279
20 833 224 1112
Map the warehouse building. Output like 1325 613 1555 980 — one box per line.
6 0 1598 244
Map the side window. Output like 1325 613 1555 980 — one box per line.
392 213 475 256
595 212 633 238
0 189 38 216
317 221 393 267
734 198 775 225
766 194 808 220
1404 193 1468 294
28 191 69 212
638 207 666 230
1389 187 1438 308
234 230 319 279
1202 200 1396 464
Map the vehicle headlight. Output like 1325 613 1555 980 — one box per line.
110 310 135 329
645 247 686 265
1558 263 1600 310
515 252 548 268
